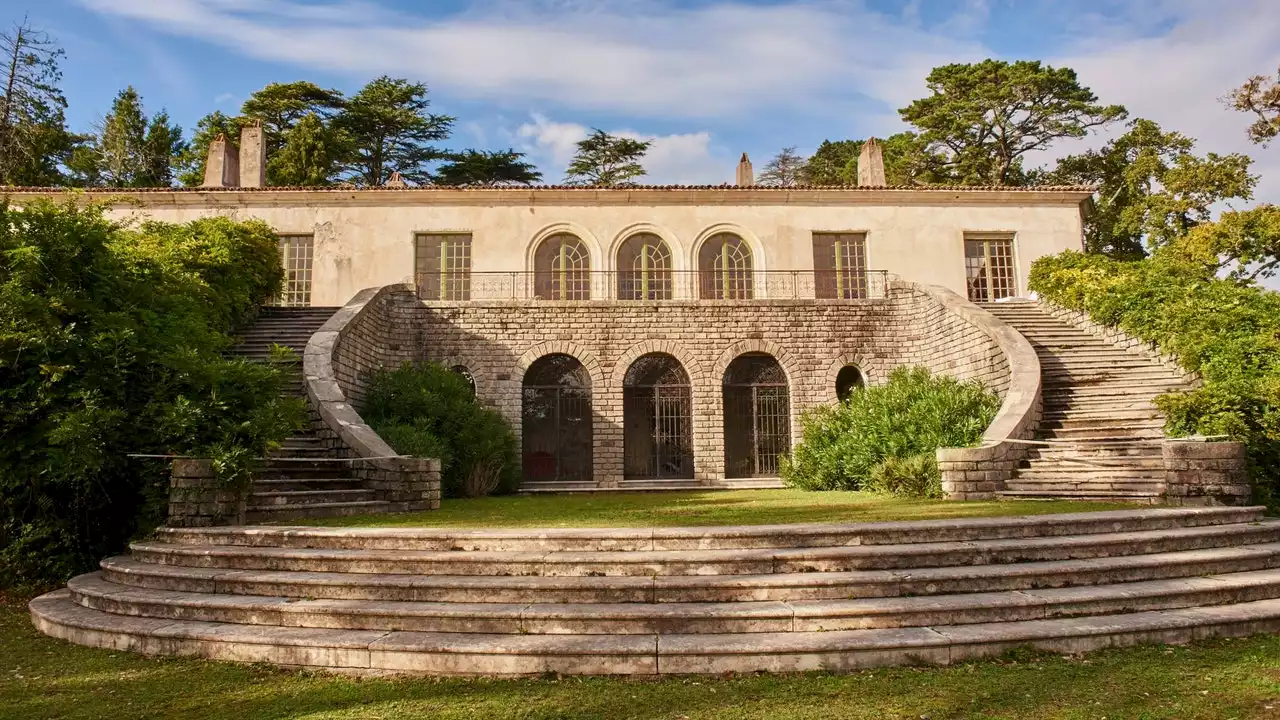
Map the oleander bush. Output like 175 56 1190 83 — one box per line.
363 362 521 498
782 366 1000 495
0 200 302 592
1030 213 1280 508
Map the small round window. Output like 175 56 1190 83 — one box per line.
450 365 476 396
835 365 865 402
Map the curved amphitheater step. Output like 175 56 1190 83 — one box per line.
29 507 1280 675
229 306 382 521
983 302 1191 502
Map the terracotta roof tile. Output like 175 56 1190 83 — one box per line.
2 183 1098 193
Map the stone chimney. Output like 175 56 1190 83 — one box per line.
735 153 754 187
239 120 266 188
384 171 408 188
202 134 240 188
857 137 886 187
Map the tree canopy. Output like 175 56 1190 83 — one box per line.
1049 119 1256 257
68 86 185 187
333 76 454 186
435 149 542 187
899 59 1127 185
0 19 76 186
563 130 650 186
757 147 807 187
1227 67 1280 147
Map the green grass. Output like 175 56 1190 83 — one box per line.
302 489 1141 528
3 599 1278 720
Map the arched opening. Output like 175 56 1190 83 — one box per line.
617 233 672 300
835 365 865 402
698 233 753 300
450 365 476 396
722 353 790 478
623 353 694 480
534 233 591 300
521 354 593 483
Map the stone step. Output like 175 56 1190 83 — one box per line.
1038 426 1165 442
154 507 1263 553
998 490 1163 502
30 590 1280 675
1041 417 1166 431
102 542 1280 605
252 478 367 493
127 522 1280 577
63 567 1280 635
249 489 378 506
1041 408 1162 422
715 478 789 490
254 463 360 480
1045 383 1183 397
1004 480 1166 494
1011 468 1165 482
243 501 392 523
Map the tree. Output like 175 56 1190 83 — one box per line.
175 111 244 187
1226 67 1280 147
757 147 808 187
333 76 454 186
802 133 952 187
900 59 1127 185
801 140 857 185
69 87 185 187
563 129 650 186
240 81 344 157
435 149 542 187
0 19 75 185
1049 119 1256 258
270 113 344 187
1167 205 1280 284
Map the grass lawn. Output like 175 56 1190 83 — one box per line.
301 489 1141 528
4 599 1278 720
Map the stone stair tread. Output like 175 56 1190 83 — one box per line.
32 590 1280 674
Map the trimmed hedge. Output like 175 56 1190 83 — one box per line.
1030 247 1280 508
782 366 1000 496
0 200 302 591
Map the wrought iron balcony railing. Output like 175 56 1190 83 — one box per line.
416 270 891 302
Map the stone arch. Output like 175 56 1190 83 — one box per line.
525 222 606 276
689 223 768 274
610 339 705 389
607 223 688 272
711 339 799 390
434 354 484 396
516 341 605 390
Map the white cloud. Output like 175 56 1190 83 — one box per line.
513 114 728 184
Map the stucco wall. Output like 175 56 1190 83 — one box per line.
12 188 1089 306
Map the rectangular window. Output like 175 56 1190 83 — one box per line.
812 232 869 299
964 234 1017 303
273 234 314 307
415 233 472 300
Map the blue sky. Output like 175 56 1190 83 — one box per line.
11 0 1280 204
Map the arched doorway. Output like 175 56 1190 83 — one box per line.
835 365 865 402
533 233 591 300
521 354 593 483
723 353 790 478
623 353 694 480
698 233 753 299
617 233 673 300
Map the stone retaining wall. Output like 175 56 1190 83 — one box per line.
303 285 440 511
167 459 244 528
1162 440 1251 506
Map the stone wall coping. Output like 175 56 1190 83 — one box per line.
303 284 411 464
896 282 1043 455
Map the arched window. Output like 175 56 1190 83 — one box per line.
534 233 591 300
835 365 864 402
522 354 593 484
623 353 693 480
723 353 789 478
450 365 476 396
698 233 753 300
617 233 673 300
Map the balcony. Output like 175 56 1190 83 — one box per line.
416 270 891 303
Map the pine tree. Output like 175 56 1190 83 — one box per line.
0 19 75 185
563 130 650 186
333 76 453 186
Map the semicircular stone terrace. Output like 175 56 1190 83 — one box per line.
30 507 1280 675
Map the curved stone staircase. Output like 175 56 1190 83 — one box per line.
30 507 1280 675
231 307 390 521
983 302 1191 503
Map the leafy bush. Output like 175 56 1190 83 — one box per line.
363 362 520 498
865 453 943 499
1031 234 1280 508
782 366 1000 494
0 200 300 591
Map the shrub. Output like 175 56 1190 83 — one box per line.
0 200 300 592
363 362 520 498
782 366 1000 493
865 453 943 499
1031 240 1280 508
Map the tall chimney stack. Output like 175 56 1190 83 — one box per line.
735 152 754 187
239 120 266 188
857 137 886 187
202 134 240 188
